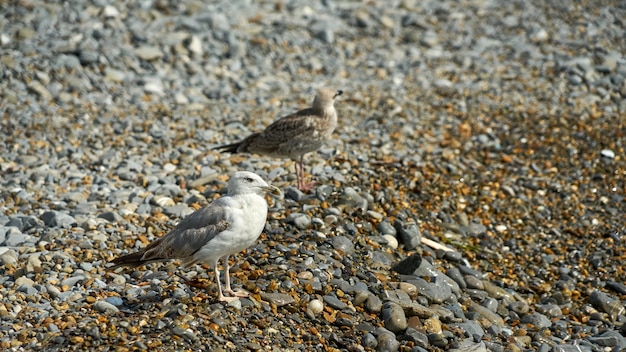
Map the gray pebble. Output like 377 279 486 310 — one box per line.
4 230 32 247
260 292 295 307
393 220 421 249
381 301 407 333
454 321 485 341
464 275 484 290
366 294 383 313
520 312 553 329
61 276 86 288
377 221 396 236
361 333 378 348
287 213 311 230
93 300 120 314
105 296 124 307
331 236 355 256
589 291 624 320
391 253 422 275
375 328 400 352
323 295 347 310
509 301 530 315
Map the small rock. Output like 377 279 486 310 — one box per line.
394 220 421 249
589 290 625 320
331 236 355 255
26 254 43 273
361 333 378 348
381 301 407 333
353 290 369 306
105 296 124 307
509 301 530 315
135 46 163 61
102 5 119 18
61 275 85 288
307 299 324 315
5 229 32 247
470 303 504 327
382 235 398 249
376 327 400 352
423 316 442 334
15 276 35 288
0 247 16 265
323 295 347 310
391 253 422 275
366 294 383 313
377 221 396 236
286 213 311 230
260 292 295 307
93 300 120 314
600 149 615 159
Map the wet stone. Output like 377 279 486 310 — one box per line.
376 328 400 352
454 321 485 340
377 221 396 236
93 300 120 315
366 294 383 313
323 295 347 310
361 333 378 348
259 293 295 307
393 220 421 250
464 275 484 290
331 236 355 256
406 277 451 304
428 333 448 348
446 268 467 290
403 327 429 348
381 301 408 333
391 253 422 275
589 290 625 320
286 212 311 230
509 301 530 315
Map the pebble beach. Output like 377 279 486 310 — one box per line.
1 0 625 351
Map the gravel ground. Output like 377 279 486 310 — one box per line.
1 0 626 351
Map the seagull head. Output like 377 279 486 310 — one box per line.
313 87 343 111
228 171 280 196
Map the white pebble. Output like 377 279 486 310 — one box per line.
382 235 398 250
102 5 120 18
187 35 203 55
495 225 507 233
163 163 177 173
601 149 615 159
227 299 242 310
307 299 324 315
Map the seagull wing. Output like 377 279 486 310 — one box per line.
245 108 319 154
141 202 231 262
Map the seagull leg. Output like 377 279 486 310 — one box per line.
214 261 239 302
296 155 317 192
223 255 249 298
294 157 303 190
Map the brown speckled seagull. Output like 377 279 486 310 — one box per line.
213 88 343 191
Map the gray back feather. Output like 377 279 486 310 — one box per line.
141 203 230 261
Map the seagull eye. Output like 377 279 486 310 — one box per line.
244 177 253 183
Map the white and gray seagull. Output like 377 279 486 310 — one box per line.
109 171 280 302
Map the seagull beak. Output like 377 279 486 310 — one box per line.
263 185 282 197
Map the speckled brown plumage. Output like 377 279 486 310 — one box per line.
214 88 343 191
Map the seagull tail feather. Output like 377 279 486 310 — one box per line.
212 141 242 153
108 251 149 269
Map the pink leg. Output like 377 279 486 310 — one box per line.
296 156 316 191
223 256 248 298
212 259 239 302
